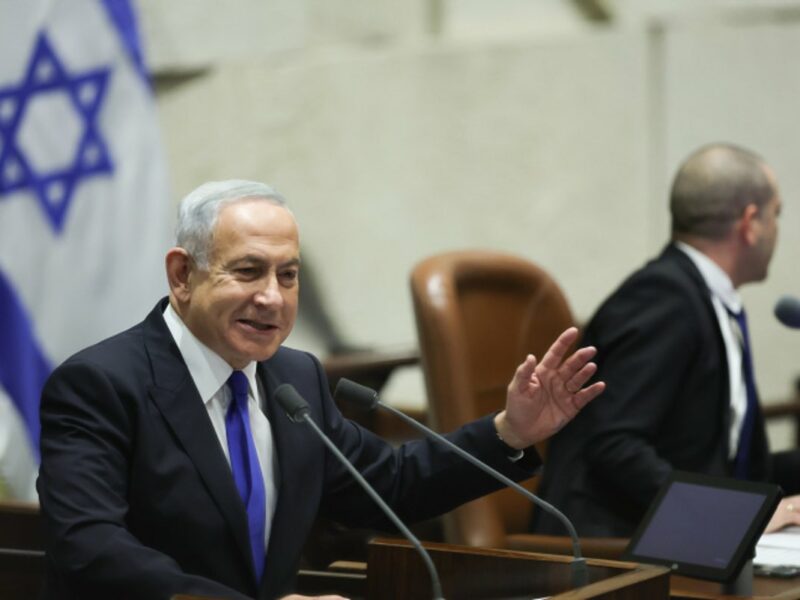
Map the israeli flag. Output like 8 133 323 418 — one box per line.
0 0 171 500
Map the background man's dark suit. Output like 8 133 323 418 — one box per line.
531 244 770 537
39 299 540 599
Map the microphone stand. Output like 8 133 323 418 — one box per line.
335 378 589 589
275 384 445 600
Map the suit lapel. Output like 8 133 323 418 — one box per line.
142 300 256 583
258 360 316 597
663 245 735 454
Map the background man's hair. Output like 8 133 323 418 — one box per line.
670 143 773 240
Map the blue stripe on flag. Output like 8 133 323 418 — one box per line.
0 269 51 458
100 0 150 86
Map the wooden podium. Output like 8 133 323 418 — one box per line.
365 538 670 599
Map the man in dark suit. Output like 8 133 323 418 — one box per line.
38 180 605 599
532 143 798 538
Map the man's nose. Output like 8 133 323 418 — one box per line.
254 274 283 306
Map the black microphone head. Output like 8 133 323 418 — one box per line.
334 378 379 411
775 295 800 329
274 384 310 423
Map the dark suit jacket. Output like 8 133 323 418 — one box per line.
531 244 770 537
39 299 540 599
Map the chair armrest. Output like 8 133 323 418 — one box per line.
0 501 43 551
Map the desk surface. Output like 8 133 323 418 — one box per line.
307 559 800 599
671 573 800 599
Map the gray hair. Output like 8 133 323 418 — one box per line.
175 179 287 269
670 143 774 240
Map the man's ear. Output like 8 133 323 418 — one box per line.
165 247 193 303
737 203 761 247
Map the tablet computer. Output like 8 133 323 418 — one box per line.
622 470 782 582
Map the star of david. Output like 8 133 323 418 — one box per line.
0 33 114 233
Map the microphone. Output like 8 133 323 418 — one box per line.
274 384 445 600
775 295 800 329
334 378 589 588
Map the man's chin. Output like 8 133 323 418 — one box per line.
234 340 283 364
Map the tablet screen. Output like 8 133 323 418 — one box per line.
623 471 781 582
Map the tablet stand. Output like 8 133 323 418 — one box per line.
722 559 753 596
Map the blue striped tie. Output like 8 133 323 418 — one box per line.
226 371 266 582
727 308 758 479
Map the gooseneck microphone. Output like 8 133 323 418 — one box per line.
775 295 800 329
274 383 445 600
334 377 589 589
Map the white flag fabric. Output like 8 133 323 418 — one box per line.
0 0 171 501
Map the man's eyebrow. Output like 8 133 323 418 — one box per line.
227 255 264 266
279 257 302 268
227 256 301 268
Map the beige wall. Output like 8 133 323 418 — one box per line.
140 2 800 445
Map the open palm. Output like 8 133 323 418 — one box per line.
497 327 605 448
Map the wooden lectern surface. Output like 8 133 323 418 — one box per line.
4 495 800 599
366 538 670 599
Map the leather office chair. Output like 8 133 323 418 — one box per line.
410 250 625 559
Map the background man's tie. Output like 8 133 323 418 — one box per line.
727 308 759 480
226 370 266 581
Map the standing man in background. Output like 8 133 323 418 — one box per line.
533 143 800 538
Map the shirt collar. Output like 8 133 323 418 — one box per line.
162 302 259 404
674 241 742 313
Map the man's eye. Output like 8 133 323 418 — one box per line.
281 270 298 281
236 267 259 277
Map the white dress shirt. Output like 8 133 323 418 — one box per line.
162 303 278 551
675 241 747 460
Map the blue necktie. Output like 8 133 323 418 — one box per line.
727 308 759 479
226 371 266 582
